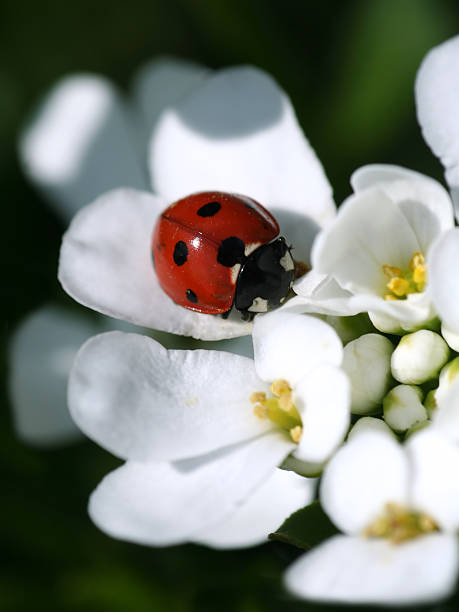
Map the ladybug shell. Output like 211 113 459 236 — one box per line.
152 191 279 314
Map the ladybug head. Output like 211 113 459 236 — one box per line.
234 237 295 320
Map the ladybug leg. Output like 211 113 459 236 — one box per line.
239 310 256 322
293 259 309 279
220 309 232 320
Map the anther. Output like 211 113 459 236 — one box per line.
383 265 403 279
387 277 411 297
253 404 268 419
250 391 266 403
290 426 303 443
270 379 290 397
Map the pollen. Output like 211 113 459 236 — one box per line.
387 277 411 297
383 252 427 301
253 404 268 418
290 425 303 443
271 379 290 396
251 378 302 442
250 391 267 404
364 502 438 544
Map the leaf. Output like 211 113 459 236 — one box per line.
269 501 339 550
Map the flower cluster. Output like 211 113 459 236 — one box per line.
14 33 459 607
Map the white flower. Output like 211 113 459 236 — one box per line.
284 429 459 606
9 305 93 446
9 303 243 447
416 35 459 333
20 58 209 223
68 312 350 547
55 64 335 340
13 60 255 446
291 164 454 333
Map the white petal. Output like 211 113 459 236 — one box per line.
252 312 343 387
293 365 350 463
415 35 459 213
69 330 275 462
320 431 409 533
351 164 454 236
8 304 99 446
192 469 315 549
132 57 209 160
408 428 459 531
150 66 335 227
428 228 459 333
294 273 435 332
291 274 361 317
312 188 424 296
58 187 252 340
19 75 147 222
89 431 294 547
285 533 458 606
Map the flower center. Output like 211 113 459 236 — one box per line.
383 252 426 301
250 379 303 443
363 503 438 544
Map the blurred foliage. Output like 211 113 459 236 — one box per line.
270 502 339 551
3 0 459 610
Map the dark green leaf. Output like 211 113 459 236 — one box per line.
269 502 339 551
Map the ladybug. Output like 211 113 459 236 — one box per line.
152 191 297 320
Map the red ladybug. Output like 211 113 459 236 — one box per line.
152 191 296 320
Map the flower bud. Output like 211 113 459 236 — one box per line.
424 389 437 418
383 384 427 433
434 356 459 405
391 330 450 384
441 323 459 352
347 416 395 441
342 333 394 414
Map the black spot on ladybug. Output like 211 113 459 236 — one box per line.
217 237 245 267
197 201 221 217
173 241 188 266
186 289 198 303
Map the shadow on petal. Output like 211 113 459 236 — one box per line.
169 67 283 139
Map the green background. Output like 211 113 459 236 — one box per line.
3 1 459 610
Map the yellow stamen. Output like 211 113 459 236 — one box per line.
253 404 268 419
364 502 438 544
409 252 424 270
387 277 411 297
251 379 303 442
290 425 303 443
250 391 266 404
270 379 290 397
278 392 293 412
383 264 403 279
413 264 426 289
382 251 427 301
